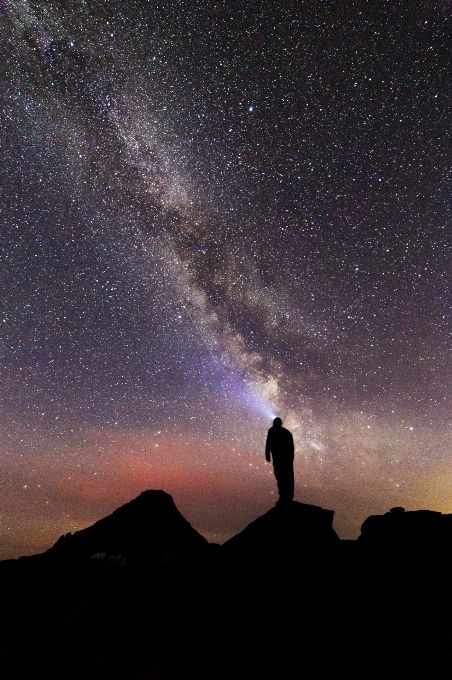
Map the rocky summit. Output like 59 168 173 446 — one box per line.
222 501 339 560
45 489 209 563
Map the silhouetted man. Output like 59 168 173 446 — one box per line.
265 417 294 504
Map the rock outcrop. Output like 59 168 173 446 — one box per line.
358 506 452 551
222 501 339 560
45 490 209 563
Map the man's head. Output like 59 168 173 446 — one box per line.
273 417 282 428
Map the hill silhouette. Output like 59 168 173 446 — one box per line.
222 500 338 560
45 489 209 563
1 491 452 679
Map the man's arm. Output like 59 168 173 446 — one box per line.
265 431 271 462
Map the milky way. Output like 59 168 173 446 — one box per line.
0 0 450 557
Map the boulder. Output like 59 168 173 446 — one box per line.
222 501 339 561
358 506 452 551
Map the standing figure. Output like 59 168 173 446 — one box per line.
265 417 294 504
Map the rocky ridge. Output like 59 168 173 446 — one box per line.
1 492 452 680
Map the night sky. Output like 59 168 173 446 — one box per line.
1 0 450 559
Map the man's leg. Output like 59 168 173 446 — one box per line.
286 464 294 500
274 464 294 503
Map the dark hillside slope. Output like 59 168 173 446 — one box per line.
46 489 208 563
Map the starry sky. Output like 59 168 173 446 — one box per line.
1 0 450 558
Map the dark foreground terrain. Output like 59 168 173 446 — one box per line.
1 492 452 679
